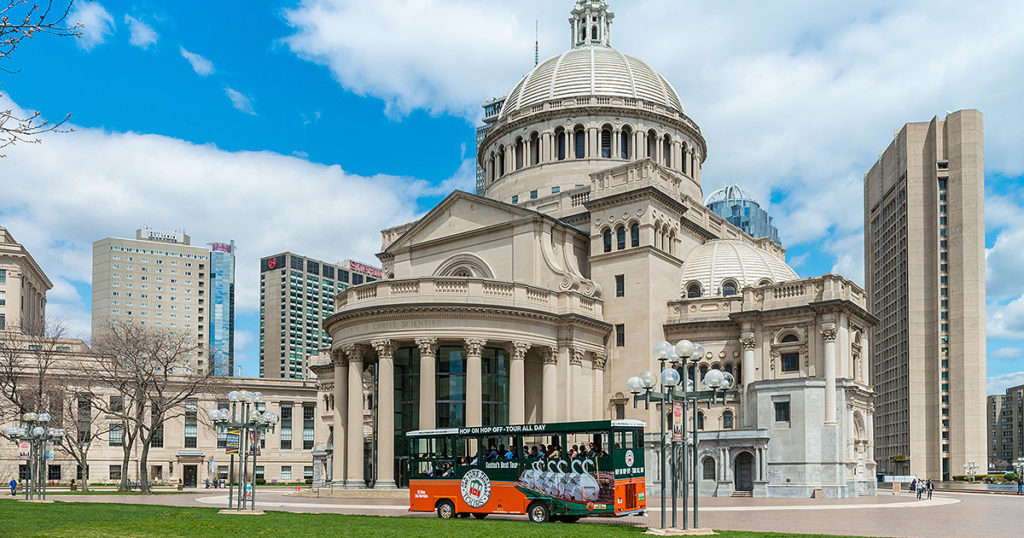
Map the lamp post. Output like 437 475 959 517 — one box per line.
626 340 734 532
5 412 64 501
208 390 278 512
963 460 979 484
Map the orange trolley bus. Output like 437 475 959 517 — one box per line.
407 420 647 523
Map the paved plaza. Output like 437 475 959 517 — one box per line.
39 488 1023 537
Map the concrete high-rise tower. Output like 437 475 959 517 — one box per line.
864 109 986 480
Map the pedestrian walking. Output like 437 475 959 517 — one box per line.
8 478 16 496
926 479 933 500
916 481 923 500
1017 475 1022 495
910 477 917 493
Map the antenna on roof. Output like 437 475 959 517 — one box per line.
535 20 539 66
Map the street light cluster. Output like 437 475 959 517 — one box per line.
206 389 278 513
4 411 65 501
625 339 737 532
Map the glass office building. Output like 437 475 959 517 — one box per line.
209 241 236 376
705 185 782 245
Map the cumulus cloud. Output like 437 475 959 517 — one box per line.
991 347 1023 359
988 370 1024 396
71 2 115 51
180 47 214 76
987 229 1024 301
224 87 256 115
988 295 1024 340
0 93 439 342
124 14 158 49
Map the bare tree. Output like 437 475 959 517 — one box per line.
0 319 70 422
1 0 80 155
91 321 214 493
52 385 112 491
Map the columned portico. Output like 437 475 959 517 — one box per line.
416 338 438 430
509 341 530 424
740 331 756 428
371 339 397 488
344 344 366 488
464 338 487 427
541 346 558 422
331 349 348 485
592 353 606 420
821 321 838 425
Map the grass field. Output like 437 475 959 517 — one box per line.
0 498 866 537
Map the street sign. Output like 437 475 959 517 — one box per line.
227 428 240 452
672 402 684 442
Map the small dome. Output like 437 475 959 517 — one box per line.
705 185 761 205
680 240 798 297
499 46 684 119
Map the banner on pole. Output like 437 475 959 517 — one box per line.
45 442 54 461
672 402 684 442
18 441 30 460
226 429 240 455
249 430 261 456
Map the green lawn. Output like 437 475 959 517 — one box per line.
0 498 868 537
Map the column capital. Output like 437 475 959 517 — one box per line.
370 338 394 360
464 338 487 357
569 347 585 367
740 333 756 349
415 337 438 356
592 353 607 370
331 348 348 367
508 341 531 361
819 322 838 341
342 343 369 363
541 346 558 365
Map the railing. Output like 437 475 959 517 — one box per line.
772 284 805 299
334 277 603 319
571 191 591 207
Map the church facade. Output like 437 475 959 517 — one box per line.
312 0 876 498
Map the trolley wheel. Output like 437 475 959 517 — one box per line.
528 501 550 523
436 500 455 519
472 513 488 519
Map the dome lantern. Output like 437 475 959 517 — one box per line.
570 0 614 48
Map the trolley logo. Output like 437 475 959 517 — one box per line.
625 449 635 467
460 469 491 508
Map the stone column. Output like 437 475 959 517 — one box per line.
5 269 22 331
612 129 621 159
371 339 396 488
464 338 486 427
684 148 692 177
508 341 530 424
541 346 558 423
592 353 607 420
740 332 756 428
569 347 584 420
416 338 438 430
331 349 348 485
541 132 551 162
821 322 838 425
344 345 366 488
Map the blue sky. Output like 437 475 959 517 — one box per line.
2 0 1023 391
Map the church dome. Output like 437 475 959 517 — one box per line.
498 46 685 119
680 240 799 298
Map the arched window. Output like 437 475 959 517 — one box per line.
601 128 612 158
758 279 772 286
687 284 701 298
489 155 495 182
575 128 586 159
591 25 598 41
580 23 586 40
663 136 672 168
781 334 799 343
681 143 689 174
724 364 734 376
735 367 742 386
530 133 540 165
630 223 640 247
697 411 705 430
702 457 715 479
498 147 505 177
699 364 709 383
514 137 524 170
661 226 668 250
668 231 675 255
616 226 626 250
722 280 738 297
647 131 657 160
556 130 567 161
621 127 632 159
603 229 612 253
722 410 734 429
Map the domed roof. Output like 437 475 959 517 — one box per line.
680 240 799 297
499 46 684 119
705 185 761 205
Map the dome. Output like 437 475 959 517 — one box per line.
680 240 799 297
705 185 761 205
498 46 685 119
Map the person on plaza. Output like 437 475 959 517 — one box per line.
1017 475 1023 495
926 479 933 500
205 478 210 489
9 478 16 496
916 480 924 500
910 477 917 493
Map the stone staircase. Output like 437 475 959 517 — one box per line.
730 490 752 497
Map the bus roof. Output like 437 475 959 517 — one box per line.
406 419 647 438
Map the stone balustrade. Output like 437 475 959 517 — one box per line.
335 277 604 319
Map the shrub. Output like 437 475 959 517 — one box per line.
255 478 267 485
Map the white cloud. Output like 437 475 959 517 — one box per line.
71 2 115 51
180 47 214 76
225 87 256 115
124 15 158 49
991 347 1023 359
988 295 1024 340
987 228 1024 301
988 370 1024 396
0 93 434 342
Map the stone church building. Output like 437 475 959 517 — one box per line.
312 0 876 498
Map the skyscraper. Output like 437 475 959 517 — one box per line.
209 241 236 376
259 253 380 379
705 185 782 245
92 228 210 372
864 109 986 480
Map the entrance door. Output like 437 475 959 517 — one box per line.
734 452 754 491
184 465 198 488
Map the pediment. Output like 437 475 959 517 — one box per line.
384 191 543 252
